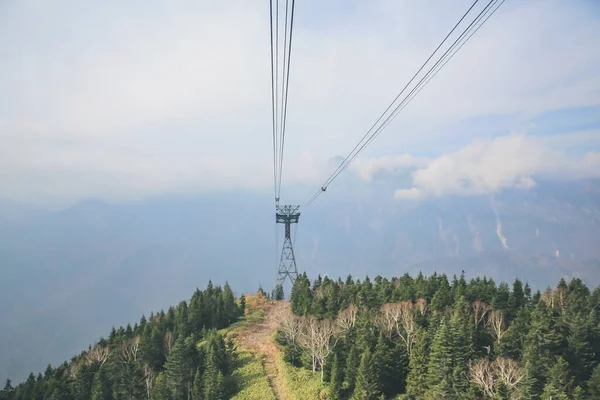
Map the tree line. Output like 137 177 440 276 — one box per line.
278 272 600 399
1 281 244 400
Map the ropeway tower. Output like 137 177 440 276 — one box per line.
276 205 300 287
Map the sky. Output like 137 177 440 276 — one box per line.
1 0 599 208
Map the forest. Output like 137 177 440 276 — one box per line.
277 272 600 399
0 281 244 400
3 272 600 400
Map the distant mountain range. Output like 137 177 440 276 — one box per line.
1 178 599 383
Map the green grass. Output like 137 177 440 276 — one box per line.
277 353 330 400
230 351 276 400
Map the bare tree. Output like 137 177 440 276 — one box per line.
298 317 340 381
469 357 525 398
164 331 174 354
495 358 525 390
299 317 320 373
143 364 156 400
398 301 417 354
276 304 304 349
377 302 417 354
85 344 110 367
336 304 358 335
541 288 555 308
314 319 339 381
378 304 397 338
416 298 428 316
489 310 507 344
121 336 142 363
472 300 490 327
469 358 496 398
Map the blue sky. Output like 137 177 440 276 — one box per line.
0 0 599 207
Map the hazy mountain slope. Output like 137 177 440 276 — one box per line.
1 180 599 383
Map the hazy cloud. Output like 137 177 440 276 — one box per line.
1 0 599 205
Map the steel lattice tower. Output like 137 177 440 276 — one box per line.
276 205 300 287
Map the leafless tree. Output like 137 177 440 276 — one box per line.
398 301 417 354
496 358 525 389
469 358 496 398
143 364 156 400
299 317 320 373
416 298 428 316
85 344 110 367
276 305 304 348
489 310 507 344
378 302 417 354
121 336 141 363
377 304 397 338
336 304 358 335
472 300 490 327
164 331 173 355
541 288 555 308
314 319 339 381
298 317 340 381
469 357 525 398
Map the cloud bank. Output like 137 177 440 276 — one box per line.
360 133 600 200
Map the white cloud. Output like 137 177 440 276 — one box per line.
351 154 430 181
394 188 425 200
388 133 600 199
0 0 599 205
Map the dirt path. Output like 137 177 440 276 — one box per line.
234 301 289 400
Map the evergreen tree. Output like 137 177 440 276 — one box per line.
567 313 596 384
406 328 428 398
290 273 312 316
273 284 285 301
588 364 600 399
238 293 246 315
345 345 360 393
352 349 381 400
165 337 191 398
330 353 343 400
192 368 203 400
426 320 453 389
541 356 574 400
0 379 14 400
90 367 113 400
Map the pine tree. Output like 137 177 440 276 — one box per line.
165 336 191 398
0 379 14 400
90 367 113 400
290 273 312 316
567 313 596 384
274 284 285 301
150 372 170 400
352 349 381 400
406 328 428 398
588 364 600 398
345 345 360 393
426 320 453 389
373 333 404 398
541 356 574 400
192 368 203 400
203 343 226 400
330 353 343 400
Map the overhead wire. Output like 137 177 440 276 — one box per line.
315 0 500 194
305 0 505 208
270 0 296 203
277 0 296 201
269 0 278 202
